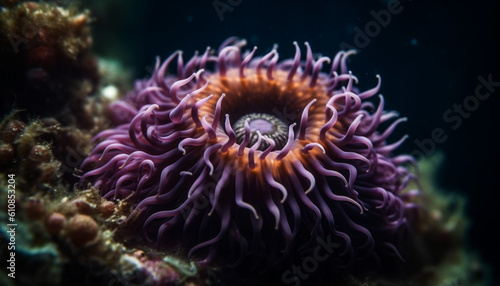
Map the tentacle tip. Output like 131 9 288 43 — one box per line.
347 49 358 55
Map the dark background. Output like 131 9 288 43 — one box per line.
89 0 500 283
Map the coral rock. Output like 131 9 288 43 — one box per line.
46 212 66 236
65 214 98 247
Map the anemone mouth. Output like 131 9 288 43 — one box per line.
197 67 331 156
232 113 288 151
215 71 306 123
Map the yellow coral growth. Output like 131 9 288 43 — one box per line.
0 1 92 59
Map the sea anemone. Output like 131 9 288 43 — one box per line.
81 37 416 271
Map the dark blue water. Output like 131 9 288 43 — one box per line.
91 0 500 283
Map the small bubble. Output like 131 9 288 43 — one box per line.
102 85 119 101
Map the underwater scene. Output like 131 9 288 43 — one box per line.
1 0 499 285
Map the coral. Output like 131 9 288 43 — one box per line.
45 212 66 236
0 1 98 127
0 4 216 285
64 214 99 247
0 116 62 191
0 179 213 285
400 153 492 286
0 117 57 190
0 105 214 285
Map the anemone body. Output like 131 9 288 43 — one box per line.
81 38 416 271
